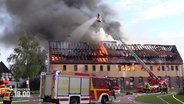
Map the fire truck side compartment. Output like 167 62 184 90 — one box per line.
44 75 52 96
56 75 90 97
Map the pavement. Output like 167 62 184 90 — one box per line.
0 94 40 104
113 93 148 104
0 93 148 104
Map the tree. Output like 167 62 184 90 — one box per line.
7 32 47 81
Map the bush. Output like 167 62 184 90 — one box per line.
30 90 39 94
30 77 40 91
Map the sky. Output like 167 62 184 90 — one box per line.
1 0 184 67
103 0 184 59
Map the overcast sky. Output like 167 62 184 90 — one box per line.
103 0 184 60
1 0 184 67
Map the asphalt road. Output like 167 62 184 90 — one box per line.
0 94 41 104
113 93 147 104
0 93 147 104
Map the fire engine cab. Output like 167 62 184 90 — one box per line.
39 71 115 104
108 77 120 94
0 79 10 97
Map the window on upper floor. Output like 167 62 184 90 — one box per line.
63 65 66 71
74 65 78 71
118 65 121 71
171 66 174 71
107 65 110 71
92 65 96 71
85 65 88 71
175 66 178 71
162 66 165 71
100 65 103 71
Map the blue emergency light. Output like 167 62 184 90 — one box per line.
104 75 108 78
55 71 61 76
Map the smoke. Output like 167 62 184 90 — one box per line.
0 0 124 46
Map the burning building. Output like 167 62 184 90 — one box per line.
49 41 183 90
1 0 183 91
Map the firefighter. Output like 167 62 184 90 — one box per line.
3 85 14 104
165 83 168 94
145 83 150 93
163 82 168 94
112 88 116 100
159 83 162 92
160 83 163 94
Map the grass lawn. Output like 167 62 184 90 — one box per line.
135 92 184 104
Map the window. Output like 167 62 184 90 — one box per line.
141 66 144 71
113 79 119 86
118 65 121 71
157 65 160 71
176 76 180 87
176 76 180 80
120 77 124 90
100 79 104 86
63 65 66 71
171 66 174 71
129 77 134 82
162 66 165 71
92 65 96 71
131 63 135 71
175 66 178 71
107 65 110 71
167 76 170 80
166 76 170 82
150 66 153 71
74 65 78 71
100 65 103 71
129 77 134 89
85 65 88 71
138 77 143 85
92 78 98 87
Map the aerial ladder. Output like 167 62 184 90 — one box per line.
97 13 167 92
120 40 161 85
117 37 168 92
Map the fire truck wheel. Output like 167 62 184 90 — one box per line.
70 97 78 104
101 96 108 104
3 100 12 104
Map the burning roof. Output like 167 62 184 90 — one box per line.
49 41 183 65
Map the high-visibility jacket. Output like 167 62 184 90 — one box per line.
145 83 150 89
3 91 11 101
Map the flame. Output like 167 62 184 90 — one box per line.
121 65 125 71
97 42 108 62
50 49 65 62
131 63 135 71
157 65 160 70
91 42 109 62
51 55 59 61
127 65 131 71
141 65 145 71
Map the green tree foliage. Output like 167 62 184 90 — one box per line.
7 32 47 80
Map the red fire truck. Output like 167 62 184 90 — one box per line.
108 77 120 94
0 79 10 97
39 71 115 104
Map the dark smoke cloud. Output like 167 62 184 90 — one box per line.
0 0 124 47
0 0 5 25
